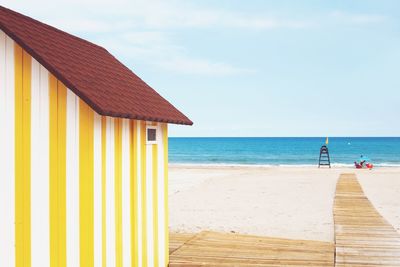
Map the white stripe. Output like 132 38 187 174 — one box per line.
66 91 80 267
136 122 142 267
122 119 131 266
93 113 102 267
31 59 50 267
146 135 154 267
0 31 15 267
157 124 166 267
106 117 116 266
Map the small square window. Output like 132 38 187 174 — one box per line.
146 127 157 144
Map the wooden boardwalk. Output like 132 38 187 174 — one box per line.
169 232 196 255
169 231 334 266
169 173 400 266
334 173 400 266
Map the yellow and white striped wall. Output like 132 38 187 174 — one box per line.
0 30 169 267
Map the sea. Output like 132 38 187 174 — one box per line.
169 137 400 167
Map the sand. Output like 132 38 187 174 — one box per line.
358 169 400 233
169 165 400 242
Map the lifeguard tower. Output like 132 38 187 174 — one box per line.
318 137 331 168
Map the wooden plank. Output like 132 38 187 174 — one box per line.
169 233 197 254
334 173 400 266
170 231 334 266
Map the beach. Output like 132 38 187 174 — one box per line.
169 165 400 242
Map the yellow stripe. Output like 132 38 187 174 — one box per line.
15 45 31 267
22 50 32 267
131 120 138 267
49 75 67 267
79 100 94 266
141 121 147 267
163 123 169 266
102 117 107 267
114 119 123 267
14 42 23 267
153 139 159 267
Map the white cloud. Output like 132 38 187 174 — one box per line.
0 0 311 32
97 31 253 76
49 18 115 33
156 57 254 75
0 1 387 76
330 11 386 25
0 0 261 75
0 1 387 32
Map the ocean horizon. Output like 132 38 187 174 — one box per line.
168 137 400 167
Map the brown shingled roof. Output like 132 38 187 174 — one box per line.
0 6 192 125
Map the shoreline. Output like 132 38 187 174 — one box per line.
169 162 400 168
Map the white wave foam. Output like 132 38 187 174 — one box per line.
169 162 400 168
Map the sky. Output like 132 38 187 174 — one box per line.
1 0 399 137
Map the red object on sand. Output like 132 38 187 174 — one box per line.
366 163 373 169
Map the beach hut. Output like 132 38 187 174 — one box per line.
0 6 192 267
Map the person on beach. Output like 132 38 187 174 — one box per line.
360 155 366 166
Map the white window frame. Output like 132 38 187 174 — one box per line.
146 125 158 145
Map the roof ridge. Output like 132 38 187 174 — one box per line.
0 5 107 51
